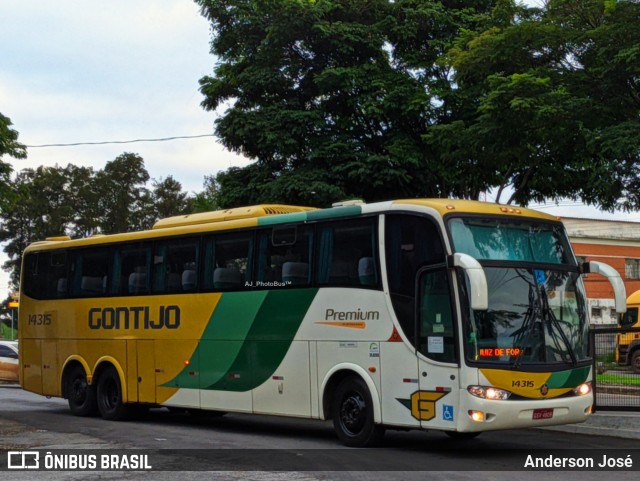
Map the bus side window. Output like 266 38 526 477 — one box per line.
316 218 378 287
24 251 71 300
152 237 199 293
70 248 110 297
256 226 312 287
114 243 152 295
203 232 253 290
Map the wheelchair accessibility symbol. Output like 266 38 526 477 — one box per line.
443 405 454 422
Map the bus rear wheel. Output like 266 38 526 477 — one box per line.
332 376 384 447
96 366 131 421
66 364 98 417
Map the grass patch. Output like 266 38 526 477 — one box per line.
596 373 640 386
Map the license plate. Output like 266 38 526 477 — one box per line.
532 408 554 420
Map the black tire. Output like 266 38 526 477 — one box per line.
332 376 385 447
65 364 98 417
444 431 481 440
632 350 640 374
96 365 131 420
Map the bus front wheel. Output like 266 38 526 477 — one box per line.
66 364 98 417
96 366 130 421
332 376 384 447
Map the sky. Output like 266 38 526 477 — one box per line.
0 0 638 295
0 0 250 193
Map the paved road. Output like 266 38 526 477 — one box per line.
1 385 639 481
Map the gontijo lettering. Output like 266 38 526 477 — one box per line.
88 305 180 330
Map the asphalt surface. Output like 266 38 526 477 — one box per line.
542 410 640 440
1 380 638 440
0 382 639 481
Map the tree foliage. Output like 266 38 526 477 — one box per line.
196 0 493 207
431 0 640 210
0 154 213 287
95 153 152 233
0 113 26 214
197 0 640 210
151 175 191 220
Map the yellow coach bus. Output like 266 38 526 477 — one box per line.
18 199 626 446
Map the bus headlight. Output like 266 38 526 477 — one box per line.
572 382 592 396
468 385 511 400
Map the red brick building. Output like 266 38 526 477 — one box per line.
563 218 640 325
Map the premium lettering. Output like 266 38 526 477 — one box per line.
325 308 379 321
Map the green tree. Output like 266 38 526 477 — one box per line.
197 0 640 211
151 176 190 220
95 153 151 233
0 166 77 285
190 174 221 212
196 0 493 206
0 113 25 160
0 113 26 215
65 164 101 238
429 0 640 209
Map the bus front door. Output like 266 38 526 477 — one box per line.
416 266 460 431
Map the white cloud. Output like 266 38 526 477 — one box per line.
0 0 252 293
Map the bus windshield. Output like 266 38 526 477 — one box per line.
448 217 589 367
448 217 572 264
460 267 589 366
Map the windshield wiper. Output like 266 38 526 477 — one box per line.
540 292 578 367
512 285 539 370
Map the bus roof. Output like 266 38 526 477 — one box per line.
24 199 560 252
152 204 318 230
394 199 559 221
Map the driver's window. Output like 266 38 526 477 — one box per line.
620 307 638 327
418 267 456 363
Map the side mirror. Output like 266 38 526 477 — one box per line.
450 253 488 311
583 261 626 314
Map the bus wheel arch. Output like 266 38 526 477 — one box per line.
62 360 98 417
321 367 384 447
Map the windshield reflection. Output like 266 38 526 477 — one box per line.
464 267 589 367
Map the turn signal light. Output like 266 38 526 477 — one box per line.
468 410 485 422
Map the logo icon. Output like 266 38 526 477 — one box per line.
8 451 40 470
540 384 549 396
443 404 454 422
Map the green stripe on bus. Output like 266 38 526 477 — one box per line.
163 291 267 389
165 289 318 391
257 212 310 226
546 366 590 389
206 288 318 391
256 205 364 226
307 206 362 221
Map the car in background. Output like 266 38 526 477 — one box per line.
0 340 19 382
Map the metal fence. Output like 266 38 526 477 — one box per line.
590 326 640 411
